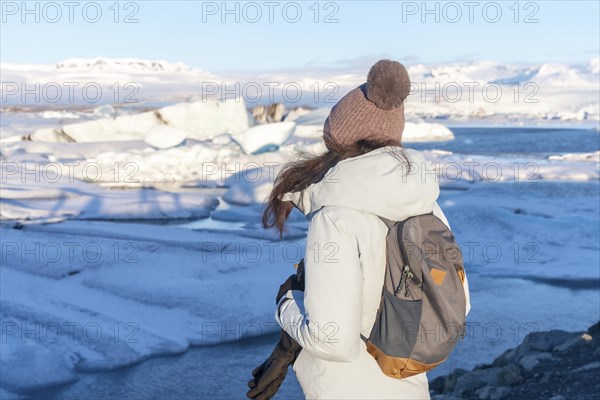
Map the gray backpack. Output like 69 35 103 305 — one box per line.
363 212 467 379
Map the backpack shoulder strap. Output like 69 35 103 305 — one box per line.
379 211 435 230
378 216 397 229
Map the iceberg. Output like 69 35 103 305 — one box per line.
29 99 253 143
144 125 187 149
232 122 296 155
403 115 455 142
159 99 253 140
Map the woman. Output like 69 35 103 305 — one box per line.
250 60 470 400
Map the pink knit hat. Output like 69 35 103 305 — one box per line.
323 59 411 151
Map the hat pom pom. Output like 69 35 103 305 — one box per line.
366 60 410 110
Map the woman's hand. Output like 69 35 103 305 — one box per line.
247 330 302 400
275 260 305 304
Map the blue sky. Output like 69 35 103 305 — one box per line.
1 1 598 72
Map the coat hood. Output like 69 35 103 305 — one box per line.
280 146 440 221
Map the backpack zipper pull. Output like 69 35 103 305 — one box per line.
402 265 413 297
395 273 404 296
395 265 408 296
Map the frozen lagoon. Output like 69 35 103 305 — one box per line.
1 126 599 399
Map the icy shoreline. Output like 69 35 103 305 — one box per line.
431 322 600 399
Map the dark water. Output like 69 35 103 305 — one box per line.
410 127 600 156
27 335 304 400
24 274 600 400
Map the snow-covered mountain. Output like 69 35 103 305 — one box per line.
54 57 193 73
1 57 598 124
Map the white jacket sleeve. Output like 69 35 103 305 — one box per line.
275 208 362 362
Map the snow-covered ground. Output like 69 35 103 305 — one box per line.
0 58 599 398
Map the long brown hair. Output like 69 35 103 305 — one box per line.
262 136 409 237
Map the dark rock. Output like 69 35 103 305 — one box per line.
492 348 516 367
518 330 576 354
573 361 600 372
431 321 600 400
474 385 493 399
492 386 512 399
431 394 461 400
454 367 500 397
429 375 446 394
475 385 512 400
554 334 586 352
443 368 468 393
518 352 554 371
588 321 600 337
497 364 523 386
540 371 552 384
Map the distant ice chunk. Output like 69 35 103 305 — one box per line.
232 122 296 155
93 104 117 119
403 119 455 142
589 57 600 74
159 98 253 140
222 167 282 205
41 111 79 120
66 111 161 142
291 108 330 139
144 125 187 149
29 99 253 143
283 107 311 122
294 124 324 138
293 108 330 126
549 151 600 162
211 133 233 146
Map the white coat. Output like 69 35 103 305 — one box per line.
275 146 471 400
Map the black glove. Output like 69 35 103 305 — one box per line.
275 259 305 304
247 329 302 400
